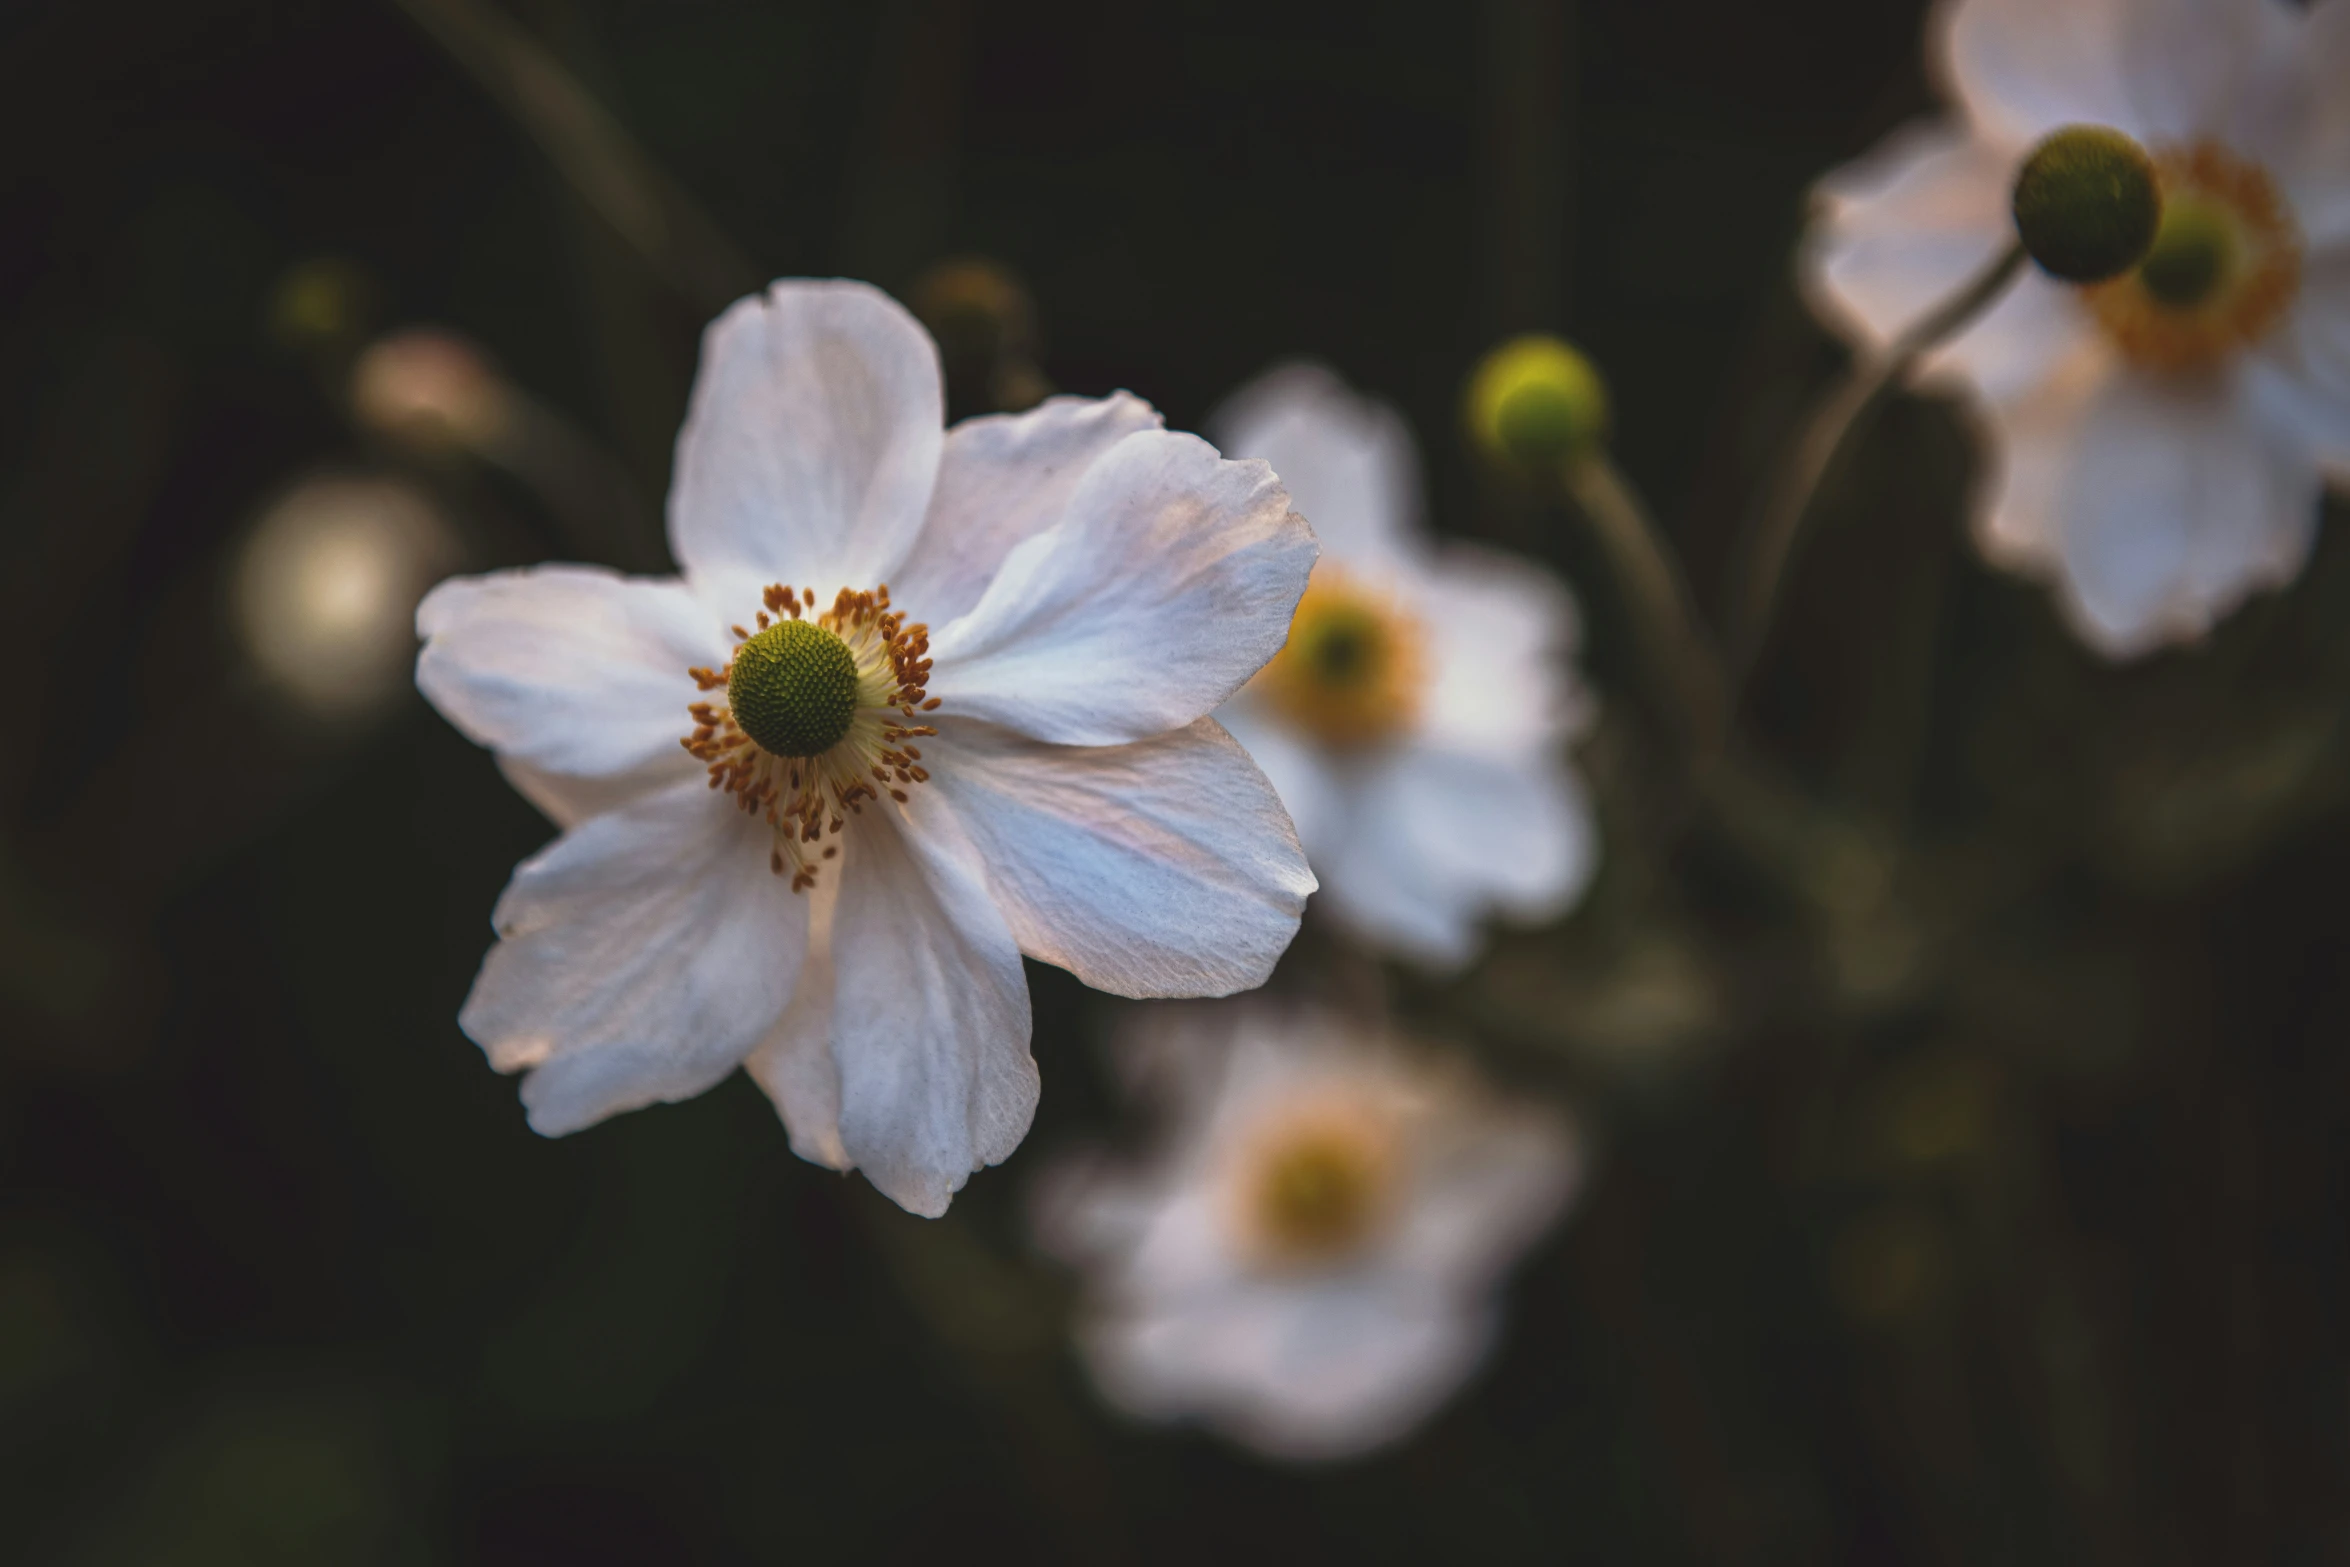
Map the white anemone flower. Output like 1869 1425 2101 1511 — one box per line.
414 280 1318 1216
1805 0 2350 658
1206 364 1598 969
1036 1001 1580 1462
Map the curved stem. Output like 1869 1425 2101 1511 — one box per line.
1564 454 1727 761
1728 241 2026 700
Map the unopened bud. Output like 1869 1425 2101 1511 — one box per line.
2011 125 2161 284
1466 334 1609 472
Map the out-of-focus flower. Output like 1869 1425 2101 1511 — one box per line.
1208 363 1597 969
350 329 515 454
234 474 460 720
1805 0 2350 658
415 280 1317 1216
1037 1000 1580 1462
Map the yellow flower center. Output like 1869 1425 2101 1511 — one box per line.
2083 141 2301 375
1235 1104 1399 1270
1252 566 1425 748
681 584 937 892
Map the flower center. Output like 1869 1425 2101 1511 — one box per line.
2083 141 2301 374
1252 566 1424 748
726 618 860 757
681 584 937 891
1236 1106 1399 1270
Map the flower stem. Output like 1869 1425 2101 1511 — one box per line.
1563 454 1727 760
1727 240 2026 701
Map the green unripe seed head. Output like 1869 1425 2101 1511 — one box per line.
727 618 860 758
2012 125 2162 284
1466 335 1610 472
2136 193 2237 308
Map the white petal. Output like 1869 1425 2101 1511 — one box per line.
1206 362 1423 568
1389 1103 1581 1287
922 715 1313 1000
1321 744 1596 969
667 280 943 596
1079 1280 1491 1463
2290 4 2350 247
1214 704 1345 871
1805 120 2088 401
496 754 696 831
458 781 807 1136
2262 251 2350 477
415 565 720 785
1935 0 2141 146
888 392 1165 628
743 871 848 1171
1412 544 1590 763
926 431 1318 746
2016 369 2323 656
827 802 1038 1217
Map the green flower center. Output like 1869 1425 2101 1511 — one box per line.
726 618 861 758
2137 193 2238 309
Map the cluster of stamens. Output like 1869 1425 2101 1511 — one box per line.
2083 140 2302 374
1253 565 1428 749
681 583 939 891
1233 1100 1402 1271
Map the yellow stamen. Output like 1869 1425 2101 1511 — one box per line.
1234 1102 1400 1269
681 583 936 892
2083 140 2301 375
1252 565 1425 748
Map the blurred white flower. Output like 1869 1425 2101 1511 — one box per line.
1208 364 1598 969
234 474 460 720
1037 1000 1581 1462
415 279 1317 1216
1806 0 2350 657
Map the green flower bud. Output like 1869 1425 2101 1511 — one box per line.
2136 192 2237 308
727 618 861 758
1466 335 1610 472
2011 125 2162 284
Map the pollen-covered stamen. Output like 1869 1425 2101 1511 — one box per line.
1233 1102 1402 1270
2084 140 2301 374
681 583 939 891
1252 564 1426 749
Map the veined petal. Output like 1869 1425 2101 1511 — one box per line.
667 280 943 596
496 754 697 832
744 872 849 1171
890 392 1166 627
922 715 1313 1000
828 801 1038 1217
927 431 1318 746
415 565 720 786
1213 705 1345 873
2021 368 2322 656
459 781 807 1136
1806 120 2088 401
1207 362 1423 569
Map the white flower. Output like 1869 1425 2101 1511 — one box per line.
1037 1000 1580 1462
1805 0 2350 658
414 280 1318 1216
1205 364 1598 969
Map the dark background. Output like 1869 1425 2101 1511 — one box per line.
4 0 2348 1562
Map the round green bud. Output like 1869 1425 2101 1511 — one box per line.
2011 125 2161 283
2136 193 2237 308
727 619 860 758
1466 335 1610 471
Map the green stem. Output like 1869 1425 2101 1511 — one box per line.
1728 240 2027 701
1564 454 1727 761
